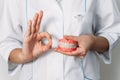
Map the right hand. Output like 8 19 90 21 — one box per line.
22 11 52 62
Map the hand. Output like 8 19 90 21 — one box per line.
55 35 95 58
22 11 52 61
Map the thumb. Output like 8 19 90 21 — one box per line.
63 35 77 41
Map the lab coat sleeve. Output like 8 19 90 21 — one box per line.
0 1 23 76
93 0 120 64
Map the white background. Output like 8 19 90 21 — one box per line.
0 0 120 80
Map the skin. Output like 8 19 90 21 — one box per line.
9 11 52 64
55 35 109 58
9 11 109 64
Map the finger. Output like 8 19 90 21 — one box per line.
38 32 52 50
31 13 39 34
64 35 77 41
75 49 86 60
55 47 84 56
42 41 52 51
43 39 52 50
25 20 32 37
76 51 86 59
38 32 52 40
36 11 43 32
42 32 52 48
75 47 86 56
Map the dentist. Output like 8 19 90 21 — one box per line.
0 0 120 80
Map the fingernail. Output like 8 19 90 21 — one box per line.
40 10 43 15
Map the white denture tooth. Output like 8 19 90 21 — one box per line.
59 42 77 48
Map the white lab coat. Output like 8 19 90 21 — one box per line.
0 0 120 80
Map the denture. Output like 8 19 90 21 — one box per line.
57 38 78 52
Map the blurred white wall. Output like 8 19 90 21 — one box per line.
100 42 120 80
100 0 120 80
0 0 120 80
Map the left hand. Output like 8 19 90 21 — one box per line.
55 35 95 58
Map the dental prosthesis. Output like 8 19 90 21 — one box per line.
57 38 78 52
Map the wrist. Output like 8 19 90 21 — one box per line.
88 35 96 50
19 49 33 64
